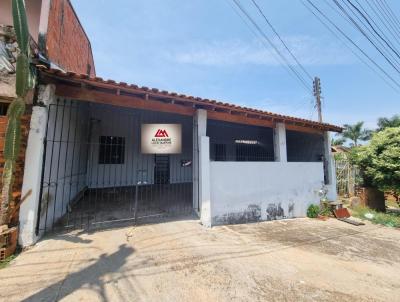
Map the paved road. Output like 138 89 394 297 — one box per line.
1 217 400 301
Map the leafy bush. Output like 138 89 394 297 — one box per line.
307 204 320 218
350 127 400 194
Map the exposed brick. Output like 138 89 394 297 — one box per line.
46 0 96 76
0 115 31 225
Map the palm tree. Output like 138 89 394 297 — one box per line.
377 115 400 131
341 122 371 147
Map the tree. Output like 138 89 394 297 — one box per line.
341 122 372 147
331 136 346 146
350 127 400 195
0 0 34 225
377 115 400 131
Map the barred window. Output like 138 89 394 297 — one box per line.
99 136 125 164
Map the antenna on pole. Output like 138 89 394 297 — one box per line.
313 77 322 123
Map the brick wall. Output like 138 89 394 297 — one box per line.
46 0 96 76
0 115 31 225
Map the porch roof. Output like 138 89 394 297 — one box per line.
38 68 342 133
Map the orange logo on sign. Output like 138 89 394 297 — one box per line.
155 129 169 137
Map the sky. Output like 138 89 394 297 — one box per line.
71 0 400 130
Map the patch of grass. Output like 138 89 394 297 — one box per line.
351 206 400 228
0 254 17 269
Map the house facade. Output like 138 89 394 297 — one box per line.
0 1 342 247
16 68 341 246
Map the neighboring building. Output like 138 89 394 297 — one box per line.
0 0 95 234
0 1 343 247
0 0 95 102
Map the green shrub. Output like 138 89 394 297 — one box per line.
307 204 320 218
350 127 400 194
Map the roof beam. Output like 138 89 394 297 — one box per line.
55 84 195 116
207 110 274 128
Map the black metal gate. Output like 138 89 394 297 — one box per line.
36 99 194 234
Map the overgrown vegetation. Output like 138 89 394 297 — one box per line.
377 115 400 131
351 206 400 228
0 254 17 270
350 127 400 195
307 204 320 218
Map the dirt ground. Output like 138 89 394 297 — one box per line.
1 217 400 302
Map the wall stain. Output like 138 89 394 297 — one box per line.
266 203 285 221
213 204 261 225
288 203 295 217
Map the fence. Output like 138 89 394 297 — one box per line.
335 158 359 197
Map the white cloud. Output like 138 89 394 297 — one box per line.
166 35 354 67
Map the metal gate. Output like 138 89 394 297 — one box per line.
335 158 359 197
36 99 194 234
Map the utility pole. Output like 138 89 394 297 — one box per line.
313 77 322 123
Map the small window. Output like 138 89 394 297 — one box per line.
99 136 125 164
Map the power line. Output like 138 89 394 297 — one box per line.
344 0 400 62
230 0 314 94
380 0 400 31
249 0 314 81
301 0 400 90
367 0 400 42
373 0 400 37
353 0 400 52
332 0 400 74
224 0 305 86
325 0 400 70
225 0 318 117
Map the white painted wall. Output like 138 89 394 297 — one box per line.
274 123 287 162
324 131 337 201
19 106 48 246
199 136 211 227
193 110 207 214
210 162 326 225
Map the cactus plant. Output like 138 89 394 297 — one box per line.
0 0 34 226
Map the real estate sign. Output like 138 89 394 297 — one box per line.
141 124 182 154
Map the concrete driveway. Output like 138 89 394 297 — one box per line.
1 217 400 302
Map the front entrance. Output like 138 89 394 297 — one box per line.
154 155 170 184
37 99 194 234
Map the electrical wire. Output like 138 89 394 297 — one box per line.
301 0 400 90
333 0 400 74
324 0 400 71
380 0 400 32
344 0 400 62
250 0 314 81
367 0 400 41
373 0 400 37
230 0 314 94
